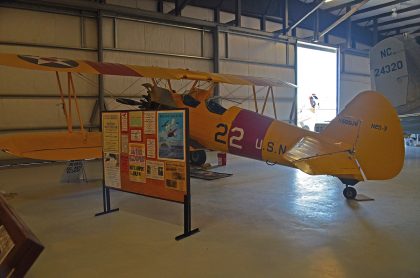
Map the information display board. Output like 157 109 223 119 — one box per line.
99 109 198 240
102 110 187 203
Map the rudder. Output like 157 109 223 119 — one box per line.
321 91 404 180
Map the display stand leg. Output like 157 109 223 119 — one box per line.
95 185 119 216
175 195 199 241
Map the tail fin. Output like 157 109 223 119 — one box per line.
322 91 404 180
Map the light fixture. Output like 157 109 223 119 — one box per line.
392 7 398 18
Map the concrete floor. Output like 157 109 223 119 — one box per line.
1 148 420 277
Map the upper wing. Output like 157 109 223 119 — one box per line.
284 136 365 181
0 53 297 88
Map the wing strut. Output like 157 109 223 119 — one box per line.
261 86 272 116
252 85 258 113
54 72 85 133
55 72 71 132
68 72 84 132
270 86 277 120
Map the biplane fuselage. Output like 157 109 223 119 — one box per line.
171 93 309 168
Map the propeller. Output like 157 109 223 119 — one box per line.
115 83 161 109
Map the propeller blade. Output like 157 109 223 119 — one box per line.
115 98 143 106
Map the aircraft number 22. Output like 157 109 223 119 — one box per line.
214 123 244 149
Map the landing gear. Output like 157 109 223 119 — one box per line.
190 150 206 166
343 186 357 200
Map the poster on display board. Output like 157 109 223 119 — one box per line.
102 113 121 188
101 109 188 203
157 111 186 162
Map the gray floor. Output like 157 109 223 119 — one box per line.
1 148 420 277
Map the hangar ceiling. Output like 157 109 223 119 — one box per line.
165 0 420 45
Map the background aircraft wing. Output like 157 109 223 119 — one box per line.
284 136 364 181
0 53 296 88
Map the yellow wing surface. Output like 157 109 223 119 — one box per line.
0 132 102 161
0 53 297 88
284 91 404 181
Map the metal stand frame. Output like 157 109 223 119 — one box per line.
175 195 200 241
95 185 119 216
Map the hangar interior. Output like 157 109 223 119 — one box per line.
0 0 419 277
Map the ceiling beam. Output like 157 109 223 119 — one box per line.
353 4 420 24
274 0 325 36
380 22 420 34
319 0 369 38
325 0 364 12
372 14 420 28
352 0 412 16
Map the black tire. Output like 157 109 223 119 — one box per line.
343 187 357 199
190 150 206 166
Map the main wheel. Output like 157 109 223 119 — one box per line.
190 150 206 166
343 186 357 199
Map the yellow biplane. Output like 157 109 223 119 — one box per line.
0 53 405 199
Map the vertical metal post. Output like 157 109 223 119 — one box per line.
313 10 319 41
80 16 85 48
175 109 199 241
282 0 289 35
236 0 241 27
346 6 352 49
98 9 105 116
157 0 163 13
261 15 266 31
213 26 220 97
373 18 378 45
336 46 341 113
201 30 204 57
175 0 181 16
113 17 118 49
214 6 220 23
225 32 229 58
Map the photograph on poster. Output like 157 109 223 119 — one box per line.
146 139 156 158
121 134 129 154
157 111 185 161
130 111 143 128
146 160 164 180
164 161 186 191
129 143 146 183
121 112 128 132
144 111 156 135
130 129 142 142
102 113 120 153
104 152 121 188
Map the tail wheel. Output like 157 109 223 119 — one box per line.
343 186 357 199
190 150 206 166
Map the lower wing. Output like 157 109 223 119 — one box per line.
0 131 102 161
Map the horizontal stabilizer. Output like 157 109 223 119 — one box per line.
0 132 102 161
284 136 364 180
